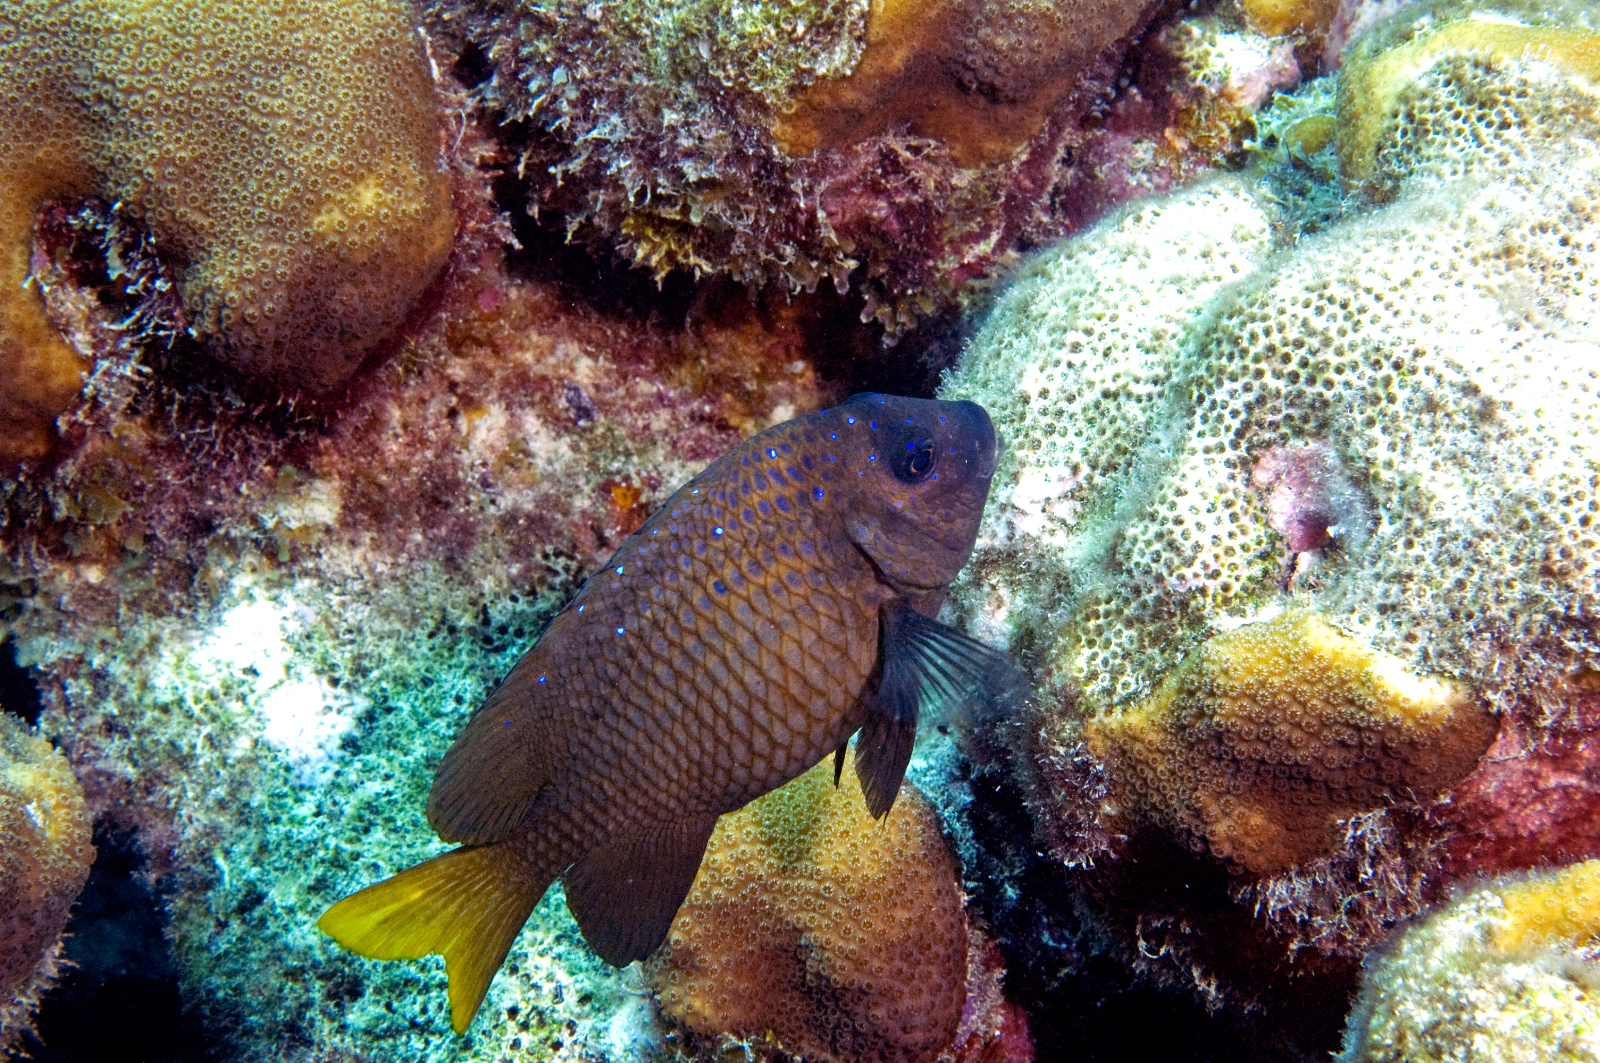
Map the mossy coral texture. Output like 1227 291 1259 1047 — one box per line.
648 760 970 1063
0 0 453 464
1083 611 1495 875
1341 861 1600 1063
0 712 93 1052
448 0 1157 334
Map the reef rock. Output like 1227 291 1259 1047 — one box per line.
0 0 454 465
648 760 1026 1063
435 0 1291 336
941 0 1600 1016
0 712 93 1052
1341 860 1600 1063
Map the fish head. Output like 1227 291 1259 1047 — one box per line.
832 393 999 593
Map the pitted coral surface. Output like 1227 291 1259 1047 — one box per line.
0 0 453 464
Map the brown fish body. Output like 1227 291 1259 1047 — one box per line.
319 394 1009 1032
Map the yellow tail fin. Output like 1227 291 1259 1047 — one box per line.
317 844 548 1033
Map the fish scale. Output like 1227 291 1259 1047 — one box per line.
318 394 1014 1034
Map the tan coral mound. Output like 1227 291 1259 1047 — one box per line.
0 712 93 1051
0 0 454 464
1342 860 1600 1063
648 760 969 1063
774 0 1154 166
1336 0 1600 186
1083 612 1497 874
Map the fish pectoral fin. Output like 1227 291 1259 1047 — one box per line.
317 844 551 1035
855 602 1025 819
562 813 719 967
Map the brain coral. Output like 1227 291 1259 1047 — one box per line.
646 759 972 1063
940 0 1600 1006
0 712 93 1052
1340 860 1600 1063
443 0 1159 334
0 0 454 463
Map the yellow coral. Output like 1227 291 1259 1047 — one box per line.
1083 611 1496 874
0 712 93 1051
1343 862 1600 1063
1238 0 1338 37
1491 859 1600 954
773 0 1153 167
0 0 454 463
1336 1 1600 183
647 759 969 1063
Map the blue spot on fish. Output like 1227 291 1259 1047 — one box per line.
713 580 727 594
616 626 626 635
615 565 625 574
714 526 725 535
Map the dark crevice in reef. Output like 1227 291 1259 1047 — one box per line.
956 756 1282 1063
16 826 220 1063
0 638 43 726
485 119 963 403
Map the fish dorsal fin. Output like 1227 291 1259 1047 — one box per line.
562 812 720 966
855 602 1023 819
427 656 561 845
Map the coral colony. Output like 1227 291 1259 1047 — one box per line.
2 0 1600 1059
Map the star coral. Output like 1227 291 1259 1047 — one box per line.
1340 861 1600 1063
0 0 454 464
0 711 93 1052
1335 0 1600 187
648 759 1021 1063
1082 611 1495 875
938 0 1600 1020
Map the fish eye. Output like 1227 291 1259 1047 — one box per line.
891 433 937 484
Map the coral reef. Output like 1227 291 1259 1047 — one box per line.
0 711 94 1051
1335 0 1600 186
437 0 1294 336
939 0 1600 1019
1082 611 1494 875
1340 861 1600 1063
648 759 1022 1063
772 0 1152 167
0 170 848 1058
0 0 454 465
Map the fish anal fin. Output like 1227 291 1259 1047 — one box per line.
562 813 719 967
427 658 558 845
317 844 553 1034
856 601 1025 818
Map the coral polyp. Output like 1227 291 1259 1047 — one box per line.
0 712 93 1053
0 0 454 467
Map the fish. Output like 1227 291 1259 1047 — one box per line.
317 392 1017 1033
